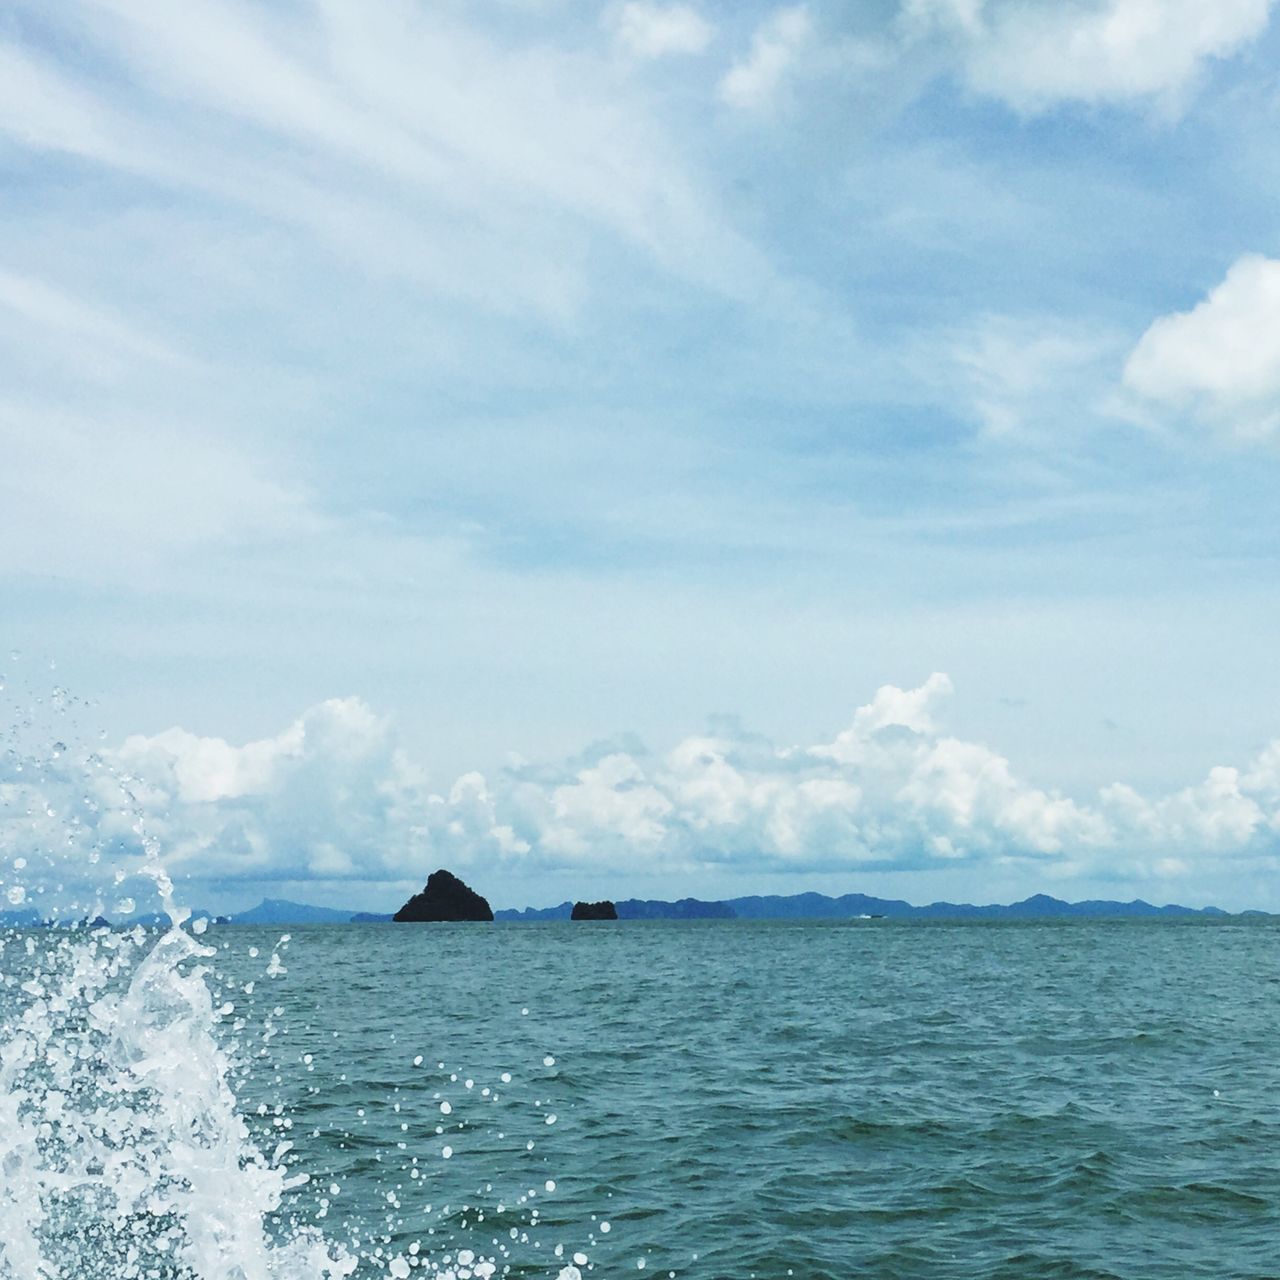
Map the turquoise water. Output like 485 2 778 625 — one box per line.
196 918 1280 1279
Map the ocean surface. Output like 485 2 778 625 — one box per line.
5 916 1280 1279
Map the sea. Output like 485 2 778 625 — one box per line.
4 914 1280 1279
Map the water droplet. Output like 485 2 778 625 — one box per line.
441 1145 453 1159
7 885 26 905
543 1055 556 1067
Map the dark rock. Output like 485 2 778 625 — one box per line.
571 900 618 920
394 869 494 923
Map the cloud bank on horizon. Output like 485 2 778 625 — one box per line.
6 675 1275 913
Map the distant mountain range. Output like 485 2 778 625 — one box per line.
1 891 1259 930
495 891 1237 923
496 897 735 921
226 897 358 925
723 891 1237 920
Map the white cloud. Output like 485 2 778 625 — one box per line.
612 3 714 58
907 0 1275 111
1123 255 1280 441
812 671 953 763
100 699 493 887
947 315 1120 440
12 674 1280 913
0 399 320 581
900 0 985 34
720 6 812 110
0 1 763 319
0 266 192 380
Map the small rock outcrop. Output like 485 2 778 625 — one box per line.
394 869 494 923
571 900 618 921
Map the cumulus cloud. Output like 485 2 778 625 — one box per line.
907 0 1275 112
1123 255 1280 442
611 3 714 58
11 675 1280 914
719 7 812 110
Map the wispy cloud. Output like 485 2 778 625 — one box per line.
719 6 812 110
0 0 762 318
0 267 191 375
611 2 715 58
905 0 1276 113
946 314 1123 442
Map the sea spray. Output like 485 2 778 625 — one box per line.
0 675 358 1274
2 669 605 1280
0 670 354 1277
1 922 356 1279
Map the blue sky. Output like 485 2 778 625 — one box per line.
4 0 1280 913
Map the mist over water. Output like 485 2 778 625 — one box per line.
5 672 1280 1278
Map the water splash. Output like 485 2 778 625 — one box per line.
0 666 356 1277
1 669 599 1280
1 923 355 1279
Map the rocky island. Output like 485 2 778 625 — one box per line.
571 900 618 920
394 869 494 922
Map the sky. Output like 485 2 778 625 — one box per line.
4 0 1280 914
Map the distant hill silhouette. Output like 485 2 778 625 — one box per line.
228 898 357 925
723 891 1230 921
0 907 44 928
493 897 734 921
493 890 1233 923
495 901 574 921
617 897 736 920
82 889 1242 929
